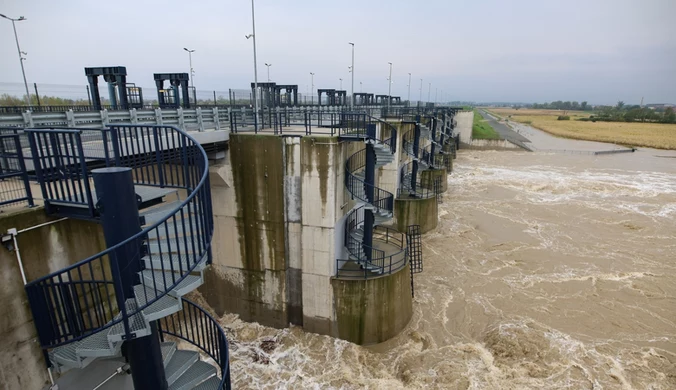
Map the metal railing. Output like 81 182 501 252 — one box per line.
338 207 407 279
0 134 34 207
158 298 231 390
24 125 215 353
397 161 441 199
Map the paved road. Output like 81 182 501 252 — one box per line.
479 110 531 143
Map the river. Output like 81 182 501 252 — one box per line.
213 139 676 389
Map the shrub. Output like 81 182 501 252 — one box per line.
557 115 570 120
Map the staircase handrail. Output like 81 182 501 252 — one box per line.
25 124 214 351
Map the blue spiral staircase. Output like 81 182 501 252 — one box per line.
23 125 230 389
340 114 407 278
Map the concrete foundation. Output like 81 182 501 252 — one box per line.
454 111 474 146
395 196 438 233
332 264 412 345
0 207 106 390
420 168 448 193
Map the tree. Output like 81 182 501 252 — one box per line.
663 107 676 123
580 101 588 111
616 101 625 110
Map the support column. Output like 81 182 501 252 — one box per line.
107 82 118 109
117 75 129 110
155 80 165 108
181 80 190 108
88 76 101 110
93 167 168 390
363 141 376 260
430 118 437 157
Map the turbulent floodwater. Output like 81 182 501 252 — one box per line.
213 148 676 389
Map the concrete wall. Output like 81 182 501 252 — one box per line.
395 196 438 233
467 138 522 150
455 111 474 145
202 133 348 334
0 208 106 390
332 263 413 345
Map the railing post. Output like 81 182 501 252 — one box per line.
14 135 34 207
93 167 168 390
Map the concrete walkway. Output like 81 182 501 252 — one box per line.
479 110 530 143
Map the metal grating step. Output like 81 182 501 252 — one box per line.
107 300 151 342
169 360 217 390
165 350 199 385
192 376 223 390
142 252 208 273
135 185 178 202
139 270 203 297
162 342 178 368
141 201 200 225
147 219 201 240
133 284 182 322
147 239 200 255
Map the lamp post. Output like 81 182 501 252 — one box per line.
183 48 195 103
428 82 431 103
387 62 393 109
360 81 362 93
246 0 259 130
339 78 342 90
407 72 411 107
310 72 315 105
264 63 272 82
348 42 355 107
435 88 438 104
419 79 423 106
1 14 31 107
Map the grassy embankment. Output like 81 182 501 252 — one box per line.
487 108 676 150
472 110 501 140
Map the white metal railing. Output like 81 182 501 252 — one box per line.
0 105 385 132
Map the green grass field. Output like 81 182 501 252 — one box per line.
472 110 501 140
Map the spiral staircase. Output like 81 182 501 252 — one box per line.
341 114 406 277
24 125 230 389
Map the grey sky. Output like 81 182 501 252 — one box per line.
1 0 674 104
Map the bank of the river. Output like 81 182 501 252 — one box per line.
487 108 676 150
472 110 501 139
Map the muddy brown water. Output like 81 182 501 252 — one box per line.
209 147 676 389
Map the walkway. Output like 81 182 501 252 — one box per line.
479 110 530 143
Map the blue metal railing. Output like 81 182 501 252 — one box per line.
23 125 225 381
0 134 34 207
339 205 407 279
158 298 231 390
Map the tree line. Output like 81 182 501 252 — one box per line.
527 100 675 124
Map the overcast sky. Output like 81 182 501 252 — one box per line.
1 0 675 104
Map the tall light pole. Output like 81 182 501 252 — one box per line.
360 81 362 93
310 72 315 105
419 79 423 105
348 42 355 107
246 0 259 130
407 72 411 106
183 48 195 103
435 88 438 104
265 63 272 82
1 14 31 107
428 82 431 103
339 78 343 90
387 62 393 109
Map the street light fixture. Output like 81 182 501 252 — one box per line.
246 0 259 130
1 14 31 107
360 81 362 93
264 63 272 82
183 48 196 103
419 79 423 106
339 78 342 90
348 42 355 107
310 72 315 105
428 82 431 104
387 62 393 109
